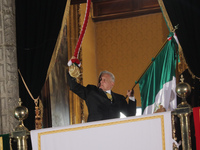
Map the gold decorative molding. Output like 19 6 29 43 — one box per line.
0 137 3 150
67 4 86 124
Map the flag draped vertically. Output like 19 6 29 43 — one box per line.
139 32 178 114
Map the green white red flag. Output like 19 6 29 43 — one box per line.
139 32 178 114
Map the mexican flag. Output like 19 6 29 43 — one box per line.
139 32 178 115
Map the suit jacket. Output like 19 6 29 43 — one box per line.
67 73 136 122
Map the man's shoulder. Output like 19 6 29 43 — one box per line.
86 84 98 90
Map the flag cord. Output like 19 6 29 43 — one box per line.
18 69 39 106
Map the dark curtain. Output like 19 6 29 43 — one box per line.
15 0 67 130
162 0 200 78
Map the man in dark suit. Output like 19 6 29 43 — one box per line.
67 63 136 122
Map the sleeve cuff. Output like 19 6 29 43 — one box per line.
129 96 135 102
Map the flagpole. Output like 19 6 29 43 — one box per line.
126 25 178 98
125 39 169 99
132 26 179 89
131 38 168 90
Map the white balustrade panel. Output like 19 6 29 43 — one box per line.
31 111 172 150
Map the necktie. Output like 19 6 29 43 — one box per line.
106 92 112 101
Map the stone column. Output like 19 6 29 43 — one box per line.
0 0 19 134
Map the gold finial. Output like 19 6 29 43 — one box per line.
18 98 22 106
180 74 184 83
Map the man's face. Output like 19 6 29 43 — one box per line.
99 73 114 91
